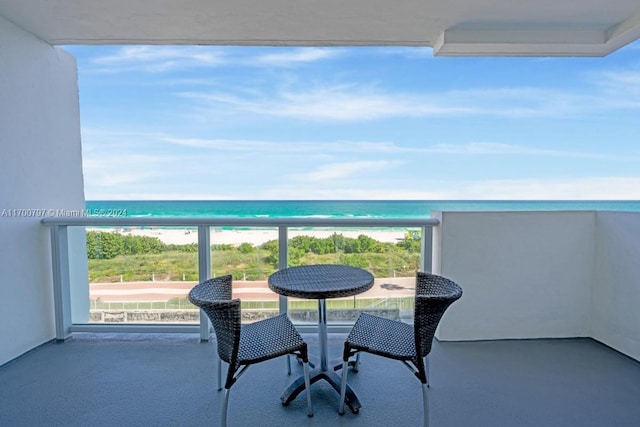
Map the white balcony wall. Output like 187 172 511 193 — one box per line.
593 212 640 361
0 16 85 365
432 211 596 341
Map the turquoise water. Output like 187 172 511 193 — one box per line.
85 200 640 219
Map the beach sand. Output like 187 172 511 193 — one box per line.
98 227 407 246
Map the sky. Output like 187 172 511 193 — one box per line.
64 43 640 201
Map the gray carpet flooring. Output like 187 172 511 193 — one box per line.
1 334 639 427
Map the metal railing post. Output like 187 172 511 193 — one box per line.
198 225 211 341
278 226 288 314
50 225 72 340
420 226 433 273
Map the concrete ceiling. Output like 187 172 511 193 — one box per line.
1 0 639 56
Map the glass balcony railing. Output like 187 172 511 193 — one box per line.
42 217 438 339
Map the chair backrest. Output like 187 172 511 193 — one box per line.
188 275 240 365
414 272 463 358
189 275 233 301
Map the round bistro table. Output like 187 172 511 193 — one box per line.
268 264 374 413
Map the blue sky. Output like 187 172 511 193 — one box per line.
64 43 640 200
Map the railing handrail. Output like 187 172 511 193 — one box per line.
41 216 440 227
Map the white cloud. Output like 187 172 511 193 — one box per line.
87 191 238 201
368 47 434 58
94 46 220 65
83 166 640 201
256 186 447 200
82 153 171 189
591 70 640 108
77 45 640 123
159 136 272 151
599 71 640 86
279 176 640 201
183 82 635 123
181 85 472 121
69 45 640 203
79 45 640 122
255 48 342 66
86 46 341 74
152 133 640 163
426 142 640 161
83 130 640 195
293 160 394 181
272 87 472 120
160 135 418 154
454 177 640 200
90 46 226 72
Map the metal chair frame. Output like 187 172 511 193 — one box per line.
189 275 313 427
338 272 462 427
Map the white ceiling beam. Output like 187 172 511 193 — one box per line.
433 27 615 57
604 12 640 52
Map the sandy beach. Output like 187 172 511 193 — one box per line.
94 227 407 246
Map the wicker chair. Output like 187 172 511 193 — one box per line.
338 272 462 426
189 275 313 427
189 275 296 392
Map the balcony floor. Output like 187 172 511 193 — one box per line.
1 333 639 426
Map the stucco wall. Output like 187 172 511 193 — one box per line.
593 211 640 361
0 16 84 365
433 211 596 341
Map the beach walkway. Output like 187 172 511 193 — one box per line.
90 277 415 302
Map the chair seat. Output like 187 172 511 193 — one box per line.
237 313 306 365
346 312 416 361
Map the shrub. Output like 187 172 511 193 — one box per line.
237 242 255 254
86 231 125 259
86 231 166 259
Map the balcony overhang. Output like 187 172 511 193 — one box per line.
0 0 639 56
433 13 640 56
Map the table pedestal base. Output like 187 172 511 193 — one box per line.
281 367 361 413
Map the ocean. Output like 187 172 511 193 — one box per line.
85 200 640 219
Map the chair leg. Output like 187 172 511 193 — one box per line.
287 355 292 375
353 352 361 373
338 360 349 415
421 382 429 427
221 388 231 427
217 358 223 391
424 355 430 387
303 360 313 417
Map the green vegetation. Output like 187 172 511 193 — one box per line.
87 230 421 283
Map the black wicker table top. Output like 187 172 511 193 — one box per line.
268 264 374 300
